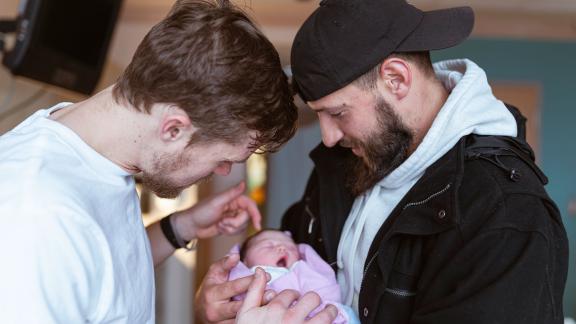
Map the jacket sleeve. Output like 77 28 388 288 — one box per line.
281 168 329 260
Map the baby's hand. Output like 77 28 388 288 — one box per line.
172 182 261 240
217 208 252 235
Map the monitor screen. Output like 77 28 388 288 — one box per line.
2 0 123 94
37 0 117 67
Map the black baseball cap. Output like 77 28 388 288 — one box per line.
291 0 474 102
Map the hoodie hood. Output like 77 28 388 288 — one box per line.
380 58 517 189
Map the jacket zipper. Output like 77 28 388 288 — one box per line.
385 287 417 297
359 250 380 294
359 183 452 300
402 183 451 210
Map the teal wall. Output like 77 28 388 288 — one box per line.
433 38 576 318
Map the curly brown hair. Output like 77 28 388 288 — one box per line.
113 0 297 152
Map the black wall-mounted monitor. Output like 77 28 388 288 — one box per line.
2 0 123 95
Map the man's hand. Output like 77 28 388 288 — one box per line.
236 268 339 324
196 254 268 324
173 182 261 241
196 255 338 324
146 182 261 266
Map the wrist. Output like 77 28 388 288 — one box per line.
160 213 197 251
171 211 196 242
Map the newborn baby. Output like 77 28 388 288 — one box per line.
228 229 359 324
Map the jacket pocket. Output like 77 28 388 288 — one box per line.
384 268 418 301
365 235 423 323
360 252 420 324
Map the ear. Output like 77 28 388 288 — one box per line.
159 109 194 143
378 57 412 100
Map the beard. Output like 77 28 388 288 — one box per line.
141 151 210 199
344 96 414 196
141 173 184 199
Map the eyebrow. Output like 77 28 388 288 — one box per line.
255 237 294 245
312 103 346 113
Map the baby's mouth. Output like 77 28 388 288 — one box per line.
276 256 288 268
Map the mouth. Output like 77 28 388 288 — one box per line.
339 140 352 149
276 256 288 268
196 173 214 184
339 141 362 156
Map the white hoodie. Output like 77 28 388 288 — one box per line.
336 59 518 311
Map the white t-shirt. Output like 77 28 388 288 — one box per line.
0 103 155 323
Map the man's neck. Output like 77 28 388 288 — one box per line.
50 86 145 174
408 78 449 153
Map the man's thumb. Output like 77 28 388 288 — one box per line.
238 267 266 314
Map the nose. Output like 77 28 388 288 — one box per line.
318 114 343 148
214 162 232 176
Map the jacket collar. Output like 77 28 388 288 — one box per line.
365 138 467 284
386 137 466 236
308 139 466 261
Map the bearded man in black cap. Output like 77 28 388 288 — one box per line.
196 0 568 323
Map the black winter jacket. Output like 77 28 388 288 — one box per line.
282 135 568 324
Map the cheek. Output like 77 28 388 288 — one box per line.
339 120 363 140
351 111 379 132
177 163 213 181
244 253 256 266
349 122 377 143
246 253 275 267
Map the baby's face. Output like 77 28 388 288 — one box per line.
244 231 300 268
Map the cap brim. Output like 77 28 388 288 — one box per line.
396 6 474 52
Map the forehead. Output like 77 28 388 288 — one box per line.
307 82 373 111
250 231 294 246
